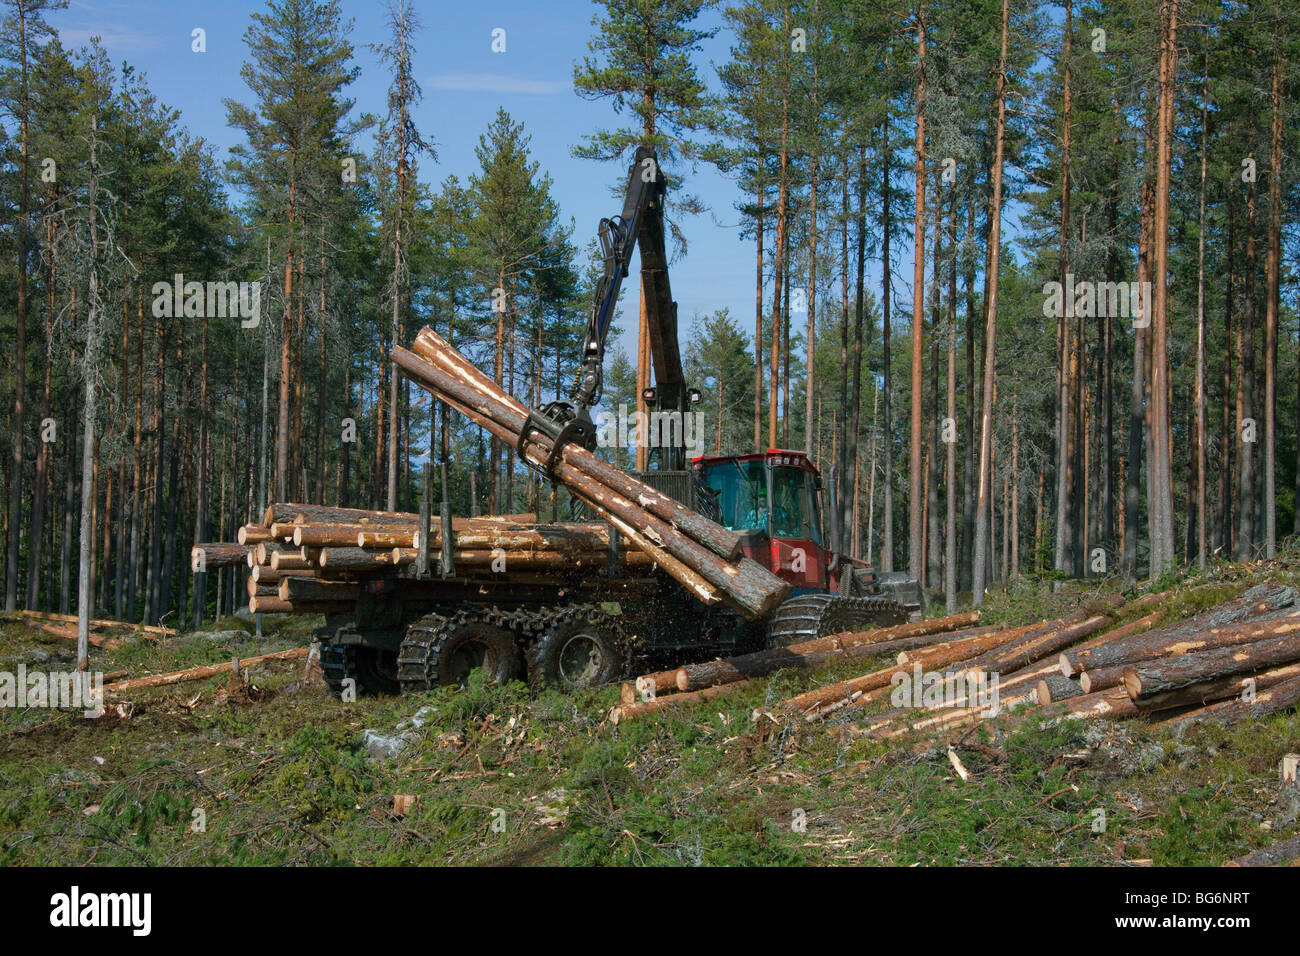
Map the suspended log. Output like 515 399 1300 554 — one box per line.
191 543 253 572
407 329 745 561
1154 674 1300 729
393 342 782 616
1123 631 1300 700
393 342 731 601
103 647 310 693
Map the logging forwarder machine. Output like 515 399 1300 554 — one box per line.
318 146 924 697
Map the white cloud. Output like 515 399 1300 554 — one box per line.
57 25 164 55
428 72 570 96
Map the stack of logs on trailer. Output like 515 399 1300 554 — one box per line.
191 503 669 617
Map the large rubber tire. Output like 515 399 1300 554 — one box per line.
320 644 400 697
398 613 522 693
527 616 624 692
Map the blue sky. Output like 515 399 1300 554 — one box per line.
49 0 760 361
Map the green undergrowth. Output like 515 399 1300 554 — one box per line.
2 556 1299 866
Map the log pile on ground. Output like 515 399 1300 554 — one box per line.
609 611 987 723
744 581 1300 743
609 581 1300 738
391 326 790 620
193 503 665 617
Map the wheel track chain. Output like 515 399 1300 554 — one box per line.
765 593 908 646
396 602 624 694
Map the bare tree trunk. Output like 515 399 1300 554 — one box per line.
908 8 927 581
880 122 895 572
1054 0 1074 577
973 0 1009 606
5 1 33 612
1194 49 1209 569
77 117 106 669
1263 40 1283 557
770 12 791 452
944 187 957 610
848 146 868 558
805 58 820 455
1149 0 1178 571
1237 163 1257 560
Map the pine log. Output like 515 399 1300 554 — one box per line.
279 577 361 603
1154 674 1300 729
818 610 980 649
1123 631 1300 700
250 565 318 584
394 341 735 600
1137 660 1300 712
609 680 748 724
103 647 310 693
247 579 278 599
874 686 1039 739
393 342 775 614
1036 674 1085 704
674 623 1003 694
897 622 1035 668
263 503 418 527
1066 608 1300 676
31 621 121 649
1058 612 1164 674
236 524 273 545
255 541 286 565
408 327 744 561
407 524 632 553
318 547 411 570
624 668 683 703
191 543 253 572
14 609 173 636
291 524 410 548
270 551 313 572
247 596 354 615
1043 686 1140 721
972 614 1114 675
1079 664 1131 694
1224 834 1300 867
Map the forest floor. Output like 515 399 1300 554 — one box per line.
2 556 1299 866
